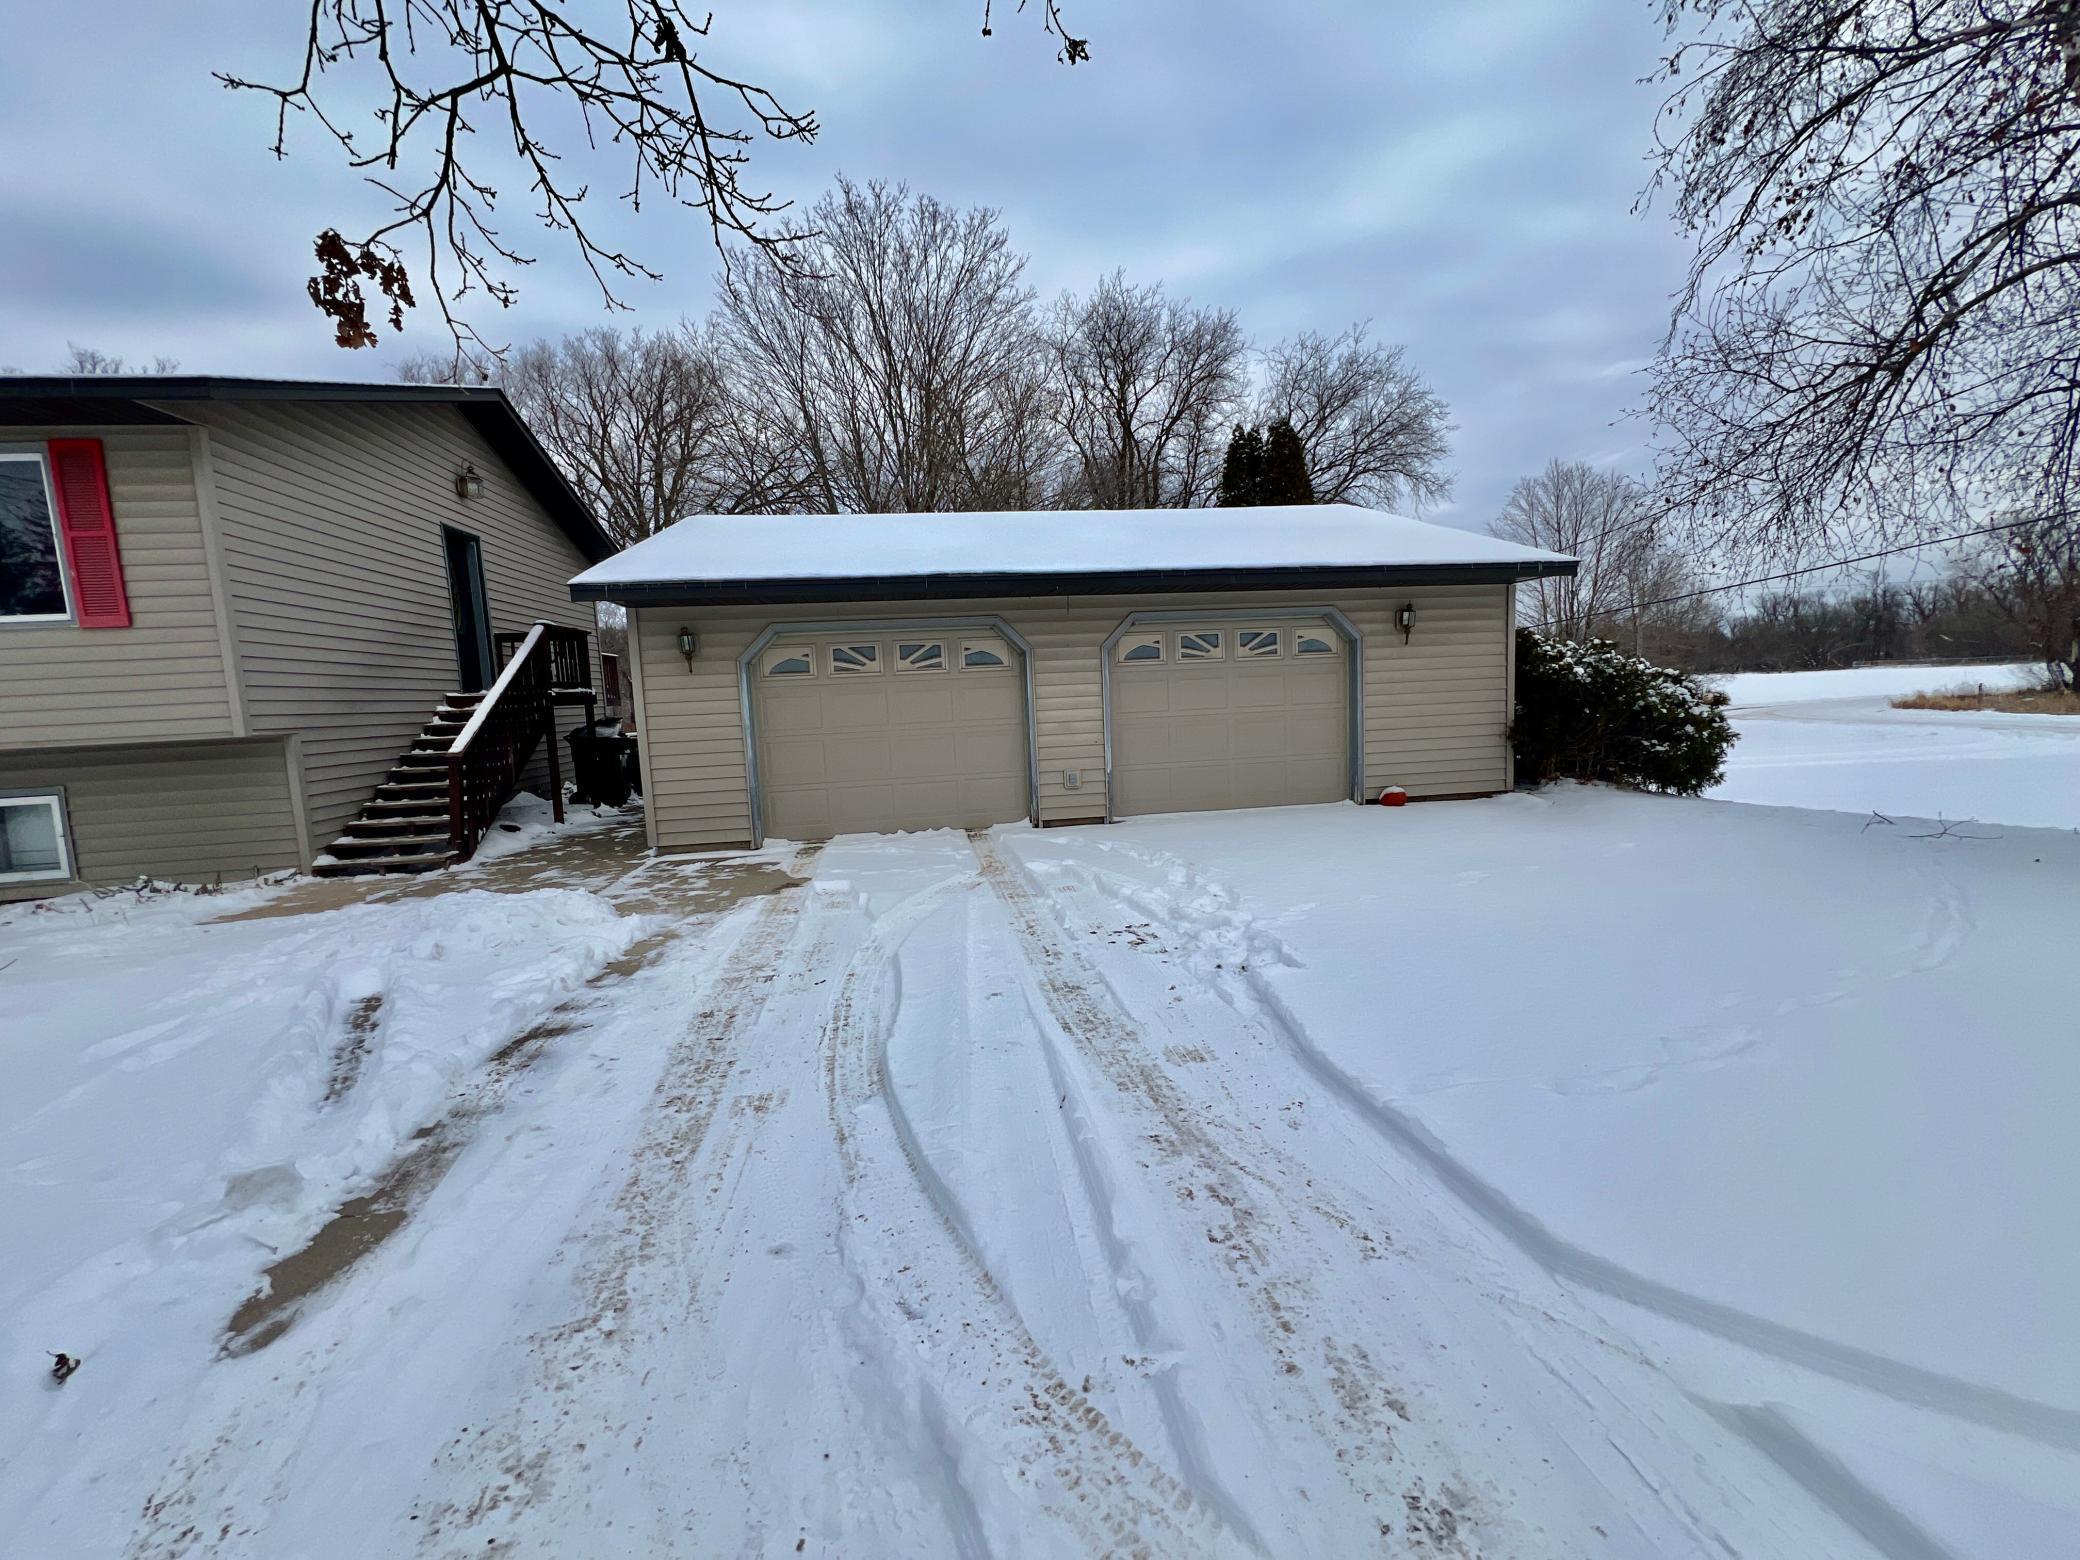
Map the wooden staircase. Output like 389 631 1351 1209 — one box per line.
311 622 597 880
313 692 485 877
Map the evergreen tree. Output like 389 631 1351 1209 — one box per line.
1216 424 1266 507
1259 418 1316 504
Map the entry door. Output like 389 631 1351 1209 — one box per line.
443 528 495 692
1111 621 1350 817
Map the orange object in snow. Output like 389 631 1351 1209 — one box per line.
1378 787 1408 806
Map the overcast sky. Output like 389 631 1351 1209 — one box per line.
0 1 1696 533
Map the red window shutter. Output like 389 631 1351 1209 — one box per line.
48 438 131 628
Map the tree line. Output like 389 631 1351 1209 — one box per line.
402 177 1452 548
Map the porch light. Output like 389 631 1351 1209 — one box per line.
1396 603 1417 644
455 462 484 500
677 627 698 671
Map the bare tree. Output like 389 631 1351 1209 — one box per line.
1969 515 2080 687
224 3 1086 358
712 177 1057 513
1047 272 1247 508
61 345 180 374
1256 326 1451 510
1646 1 2080 557
1495 460 1671 641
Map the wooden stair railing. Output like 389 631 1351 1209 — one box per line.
447 621 593 863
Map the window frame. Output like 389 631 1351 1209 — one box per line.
1115 631 1165 666
1175 629 1226 662
957 637 1011 671
0 790 74 885
1236 627 1284 658
828 641 884 676
1293 627 1342 657
760 644 818 678
894 639 948 674
0 447 74 626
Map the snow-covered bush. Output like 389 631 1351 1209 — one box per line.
1511 628 1735 795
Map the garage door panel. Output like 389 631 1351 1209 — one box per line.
1171 677 1232 713
1113 619 1350 818
1169 716 1233 763
1116 678 1174 715
891 731 958 779
753 632 1028 840
889 683 956 724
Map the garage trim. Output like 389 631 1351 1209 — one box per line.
1100 605 1364 823
736 615 1040 845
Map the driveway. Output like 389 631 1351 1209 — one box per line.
10 796 2075 1556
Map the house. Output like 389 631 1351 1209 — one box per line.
568 506 1577 850
0 377 615 900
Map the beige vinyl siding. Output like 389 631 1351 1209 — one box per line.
182 400 598 851
0 427 235 749
0 737 300 901
629 583 1513 852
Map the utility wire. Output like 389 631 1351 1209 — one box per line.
1524 515 2043 629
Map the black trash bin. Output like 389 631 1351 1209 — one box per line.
566 719 638 808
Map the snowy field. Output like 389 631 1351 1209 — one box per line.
1710 662 2080 830
4 791 2076 1556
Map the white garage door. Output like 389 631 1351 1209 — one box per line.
1112 621 1350 818
752 632 1029 840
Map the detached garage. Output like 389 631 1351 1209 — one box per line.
569 506 1575 851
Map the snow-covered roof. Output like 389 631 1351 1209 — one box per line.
570 505 1576 601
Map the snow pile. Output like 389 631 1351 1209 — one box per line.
0 883 652 1481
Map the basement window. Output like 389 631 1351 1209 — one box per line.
0 793 71 883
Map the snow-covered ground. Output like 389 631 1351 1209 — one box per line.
4 791 2075 1556
1711 662 2080 829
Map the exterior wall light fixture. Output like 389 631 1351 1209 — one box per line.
1396 603 1417 644
677 627 699 671
455 462 484 500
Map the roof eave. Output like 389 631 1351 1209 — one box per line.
571 558 1579 606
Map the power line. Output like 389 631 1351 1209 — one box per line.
1524 515 2044 629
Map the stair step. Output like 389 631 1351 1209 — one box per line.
425 719 465 735
446 692 485 707
376 780 447 798
394 752 449 770
312 850 456 879
349 813 447 835
330 832 451 856
364 798 448 819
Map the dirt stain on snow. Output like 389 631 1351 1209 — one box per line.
321 993 384 1104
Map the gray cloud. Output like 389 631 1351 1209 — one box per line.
0 0 1693 528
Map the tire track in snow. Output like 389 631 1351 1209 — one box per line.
970 832 1460 1546
409 851 826 1553
1076 836 2080 1457
820 865 1231 1557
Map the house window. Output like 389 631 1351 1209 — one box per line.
0 793 71 883
1295 630 1340 656
0 453 69 621
1116 632 1164 664
895 640 946 673
830 642 881 674
1177 630 1225 661
762 645 815 677
1238 628 1282 658
959 638 1010 670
